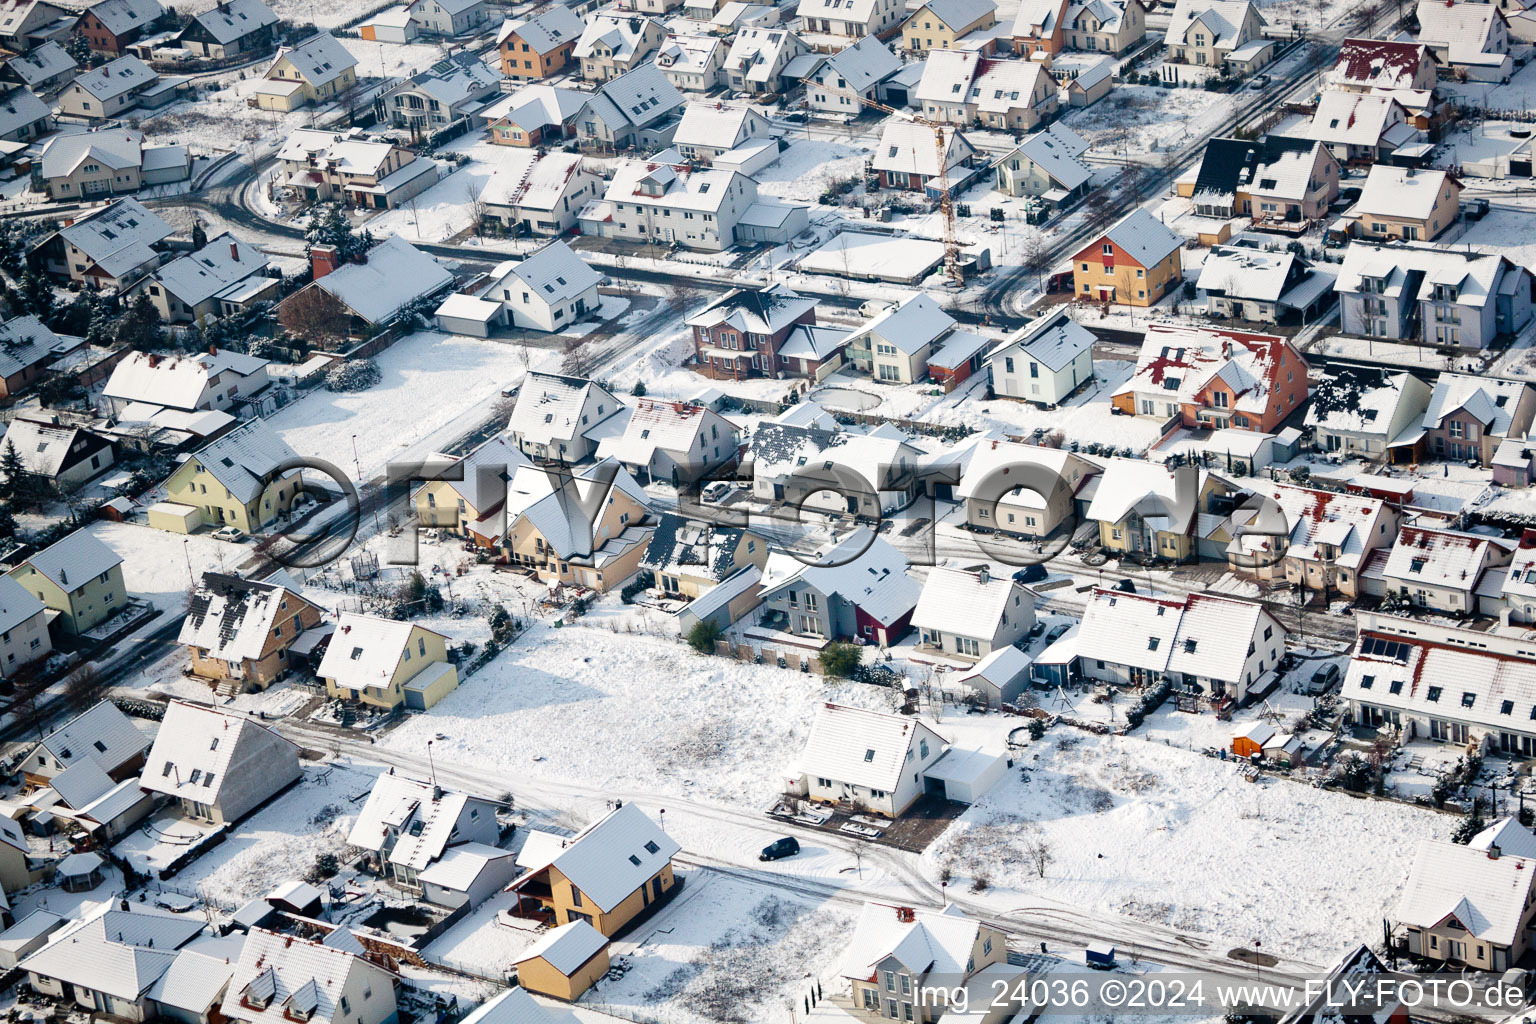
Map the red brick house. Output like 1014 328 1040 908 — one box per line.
75 0 163 55
684 284 821 380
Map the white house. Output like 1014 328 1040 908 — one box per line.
0 576 50 679
18 699 148 784
912 564 1034 659
21 906 204 1022
103 349 269 416
0 85 50 143
128 233 277 324
449 240 602 335
221 930 398 1024
139 700 301 824
721 25 809 95
55 54 162 118
573 10 665 80
602 398 738 485
506 372 625 463
987 308 1094 406
672 102 774 163
802 34 903 115
1304 364 1432 458
1416 0 1511 81
786 703 950 816
479 150 601 237
573 62 684 150
1376 525 1514 614
915 49 1058 132
796 0 903 38
405 0 487 36
347 773 501 895
31 196 173 290
655 33 726 91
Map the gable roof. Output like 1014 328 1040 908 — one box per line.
1329 37 1434 88
84 0 162 37
1354 164 1456 221
345 771 485 869
1382 525 1509 592
186 0 278 44
641 511 753 581
845 292 955 355
1066 586 1275 681
799 703 947 794
583 61 681 131
1117 321 1294 416
185 418 300 505
4 41 73 87
0 316 69 382
318 613 444 695
759 529 920 625
1085 457 1204 533
179 572 309 664
105 348 266 411
913 565 1029 640
55 198 173 278
608 398 733 466
1305 363 1427 436
483 82 586 133
1298 90 1410 147
573 10 658 61
1191 134 1326 203
0 575 44 638
70 54 156 102
460 987 579 1024
508 371 623 447
1083 208 1183 267
993 307 1093 370
220 929 392 1024
915 0 995 29
1415 0 1507 65
19 528 122 591
139 699 298 805
31 699 145 774
512 919 609 975
673 102 766 148
512 803 678 912
872 117 977 178
149 233 270 308
1422 372 1528 436
1227 480 1385 569
313 235 451 324
840 902 979 981
414 433 530 515
723 25 806 83
1396 838 1535 945
817 33 900 91
269 32 355 88
493 240 602 305
916 50 1051 114
1166 0 1260 47
498 5 583 53
685 283 815 334
20 905 203 1001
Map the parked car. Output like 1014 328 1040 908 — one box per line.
702 481 733 503
1308 663 1341 695
1045 623 1071 644
212 526 247 543
859 299 896 319
1027 621 1047 641
760 837 800 861
1111 578 1137 593
1013 564 1048 585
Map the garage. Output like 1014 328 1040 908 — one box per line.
434 293 503 338
922 747 1007 804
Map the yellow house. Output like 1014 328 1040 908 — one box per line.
509 803 679 936
252 32 359 111
843 903 1012 1022
511 921 611 1001
901 0 998 53
157 419 304 536
499 459 653 593
317 613 457 710
639 512 769 599
1084 460 1233 563
7 530 126 638
1352 165 1462 243
414 435 529 542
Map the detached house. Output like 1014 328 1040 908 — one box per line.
1396 822 1536 972
275 128 437 211
0 576 51 679
303 235 454 332
573 62 684 151
18 699 147 786
21 906 205 1022
1161 0 1267 82
484 83 585 147
1335 241 1532 348
913 565 1034 660
1111 322 1308 431
347 774 500 896
1221 480 1397 596
140 700 301 824
507 372 624 463
104 348 269 416
803 34 903 114
253 32 358 112
0 316 71 398
987 307 1094 406
1416 0 1511 81
759 529 920 645
405 0 488 37
1064 0 1146 53
179 573 322 694
1416 372 1536 464
841 904 1013 1020
1292 90 1416 164
1085 459 1217 563
573 11 665 81
954 439 1099 538
672 102 774 164
901 0 997 53
37 126 190 200
413 434 529 540
604 399 739 485
8 530 126 637
29 197 173 289
128 233 277 324
788 703 950 816
685 283 819 380
1349 164 1461 242
455 240 602 335
177 0 279 58
318 613 457 711
845 292 956 383
1328 38 1439 92
156 418 304 536
796 0 904 39
994 122 1093 202
1196 245 1336 324
1376 525 1514 614
655 33 726 92
1304 363 1432 458
378 52 499 130
748 423 925 514
74 0 161 55
916 50 1058 132
2 42 76 92
221 930 398 1024
1183 135 1339 223
1072 208 1183 307
507 803 679 936
498 459 654 592
723 25 810 95
497 6 584 79
640 512 769 599
56 55 163 118
0 0 71 52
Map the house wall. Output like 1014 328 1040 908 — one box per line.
9 562 126 637
0 608 52 678
1357 178 1461 242
992 345 1092 405
500 33 576 79
46 155 143 200
902 6 996 52
1065 0 1143 52
410 0 488 34
257 57 357 111
518 948 611 1001
163 458 300 535
544 861 676 935
57 79 146 118
196 727 299 824
1074 241 1181 307
850 925 1007 1021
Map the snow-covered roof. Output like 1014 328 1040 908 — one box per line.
40 127 146 181
574 10 657 61
29 699 144 776
56 198 173 277
269 32 355 88
139 700 297 805
1166 0 1260 47
1227 480 1385 570
955 644 1031 690
917 50 1050 114
483 82 586 134
872 118 977 178
1085 457 1204 534
503 457 648 558
104 348 265 412
497 5 583 52
492 240 602 306
0 575 43 642
187 0 277 44
1469 817 1536 858
1197 245 1332 304
1065 0 1136 31
20 528 122 592
399 52 498 109
1397 838 1535 945
186 418 300 505
0 85 47 140
840 902 978 982
148 949 237 1015
777 323 851 362
1 417 100 479
608 399 732 467
673 101 766 149
85 0 162 37
414 433 529 515
513 919 609 974
1422 372 1528 436
4 41 72 87
318 614 445 697
1070 586 1276 682
479 150 587 215
992 308 1093 371
602 156 746 215
221 929 391 1024
912 565 1029 640
655 32 722 75
1305 365 1426 436
800 703 947 794
179 572 308 664
70 54 156 102
461 988 578 1024
0 315 65 382
723 25 804 83
1295 90 1410 149
1084 208 1183 268
313 235 452 324
416 842 513 891
1382 525 1509 592
845 292 955 356
810 34 899 94
1335 241 1518 310
1329 38 1433 88
685 283 815 334
1354 164 1456 221
915 0 995 30
1116 321 1294 417
1005 121 1091 191
508 371 623 447
760 529 920 625
1416 0 1507 65
513 803 678 913
21 906 202 1000
797 0 886 26
346 771 483 868
149 233 269 308
583 61 681 132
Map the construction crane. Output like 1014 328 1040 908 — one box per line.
798 78 964 286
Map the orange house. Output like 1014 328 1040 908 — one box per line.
1072 208 1184 308
1012 0 1067 55
497 8 583 80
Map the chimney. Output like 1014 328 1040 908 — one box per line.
230 241 239 262
310 244 341 280
1490 843 1502 860
978 565 990 584
209 344 217 356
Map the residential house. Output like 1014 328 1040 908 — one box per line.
511 923 610 1002
801 34 902 113
156 418 304 535
0 814 39 895
8 530 125 637
1416 372 1536 464
1416 0 1511 81
127 233 277 323
252 32 358 112
1334 241 1531 348
29 755 154 842
483 83 585 146
1012 0 1068 53
140 700 301 824
1493 438 1536 487
1085 459 1215 563
640 512 769 598
378 52 499 130
872 119 979 195
758 529 920 644
987 307 1094 406
497 458 653 591
507 372 624 463
56 54 161 117
1494 529 1536 622
146 948 238 1024
405 0 488 36
18 699 148 785
412 434 529 540
21 906 205 1022
787 703 949 816
300 235 454 332
104 348 269 416
1071 208 1183 306
1327 37 1439 92
1063 0 1146 53
796 0 904 39
994 121 1092 201
37 126 190 200
723 24 809 95
497 7 583 79
28 199 173 291
460 240 601 334
1110 322 1309 431
685 283 819 379
1196 245 1336 324
841 903 1012 1019
177 0 279 58
1376 525 1514 614
1182 135 1340 222
1304 364 1432 458
507 802 679 935
179 573 323 693
0 575 49 680
603 399 738 485
1291 90 1416 163
1395 822 1536 971
2 417 114 491
748 423 924 515
1220 480 1398 596
572 62 684 150
2 42 76 91
901 0 997 53
473 150 598 237
275 127 438 210
654 33 724 91
1160 0 1266 82
74 0 163 55
0 0 71 52
1036 586 1286 700
672 102 773 163
318 614 458 710
347 773 499 893
845 292 955 384
913 564 1033 660
0 315 72 398
221 930 398 1024
916 50 1058 132
954 439 1099 537
574 11 665 81
1349 164 1461 241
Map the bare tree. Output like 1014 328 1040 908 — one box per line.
1349 0 1383 32
465 179 489 238
278 287 351 346
63 665 106 712
1019 228 1053 292
1116 164 1149 206
1083 190 1118 236
1025 832 1053 878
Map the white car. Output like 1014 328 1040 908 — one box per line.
211 526 247 543
701 481 734 503
859 300 896 319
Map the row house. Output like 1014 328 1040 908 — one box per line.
1335 241 1532 349
915 50 1058 132
795 0 904 39
1218 480 1398 597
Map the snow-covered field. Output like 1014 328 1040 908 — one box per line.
92 521 244 613
756 140 871 204
1063 85 1228 157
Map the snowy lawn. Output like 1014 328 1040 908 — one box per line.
924 726 1455 962
1062 85 1228 156
756 140 871 204
92 521 244 613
